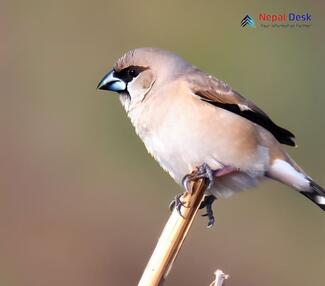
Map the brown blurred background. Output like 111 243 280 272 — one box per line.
1 1 324 285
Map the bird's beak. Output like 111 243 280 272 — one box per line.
97 69 126 92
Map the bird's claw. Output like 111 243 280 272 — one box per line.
179 163 216 226
199 195 216 228
182 163 214 192
175 164 238 227
169 193 189 218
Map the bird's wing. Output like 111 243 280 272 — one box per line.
186 70 296 146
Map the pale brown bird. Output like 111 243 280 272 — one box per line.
97 48 324 227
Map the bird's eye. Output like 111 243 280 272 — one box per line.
129 68 139 78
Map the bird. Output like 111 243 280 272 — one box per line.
97 47 324 227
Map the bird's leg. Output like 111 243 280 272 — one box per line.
199 195 216 228
169 164 213 218
169 193 188 218
182 163 214 193
171 163 240 226
199 165 239 227
169 163 213 219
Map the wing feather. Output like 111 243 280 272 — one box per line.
186 71 296 146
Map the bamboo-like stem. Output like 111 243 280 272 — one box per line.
138 178 208 286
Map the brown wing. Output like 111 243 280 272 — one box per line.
186 71 296 146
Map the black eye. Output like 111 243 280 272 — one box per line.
128 68 139 77
114 66 148 83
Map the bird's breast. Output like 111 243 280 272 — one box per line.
127 85 269 185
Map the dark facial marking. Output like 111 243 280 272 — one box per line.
114 65 148 83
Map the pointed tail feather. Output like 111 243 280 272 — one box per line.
301 180 325 210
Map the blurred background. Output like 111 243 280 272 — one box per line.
1 1 324 285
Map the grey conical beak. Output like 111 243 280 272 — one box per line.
97 70 126 92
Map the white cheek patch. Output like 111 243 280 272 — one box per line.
127 76 155 105
126 78 137 96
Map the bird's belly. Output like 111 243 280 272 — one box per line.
143 121 265 186
136 95 269 192
144 129 264 198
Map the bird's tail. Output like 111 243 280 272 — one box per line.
267 159 325 210
300 180 325 210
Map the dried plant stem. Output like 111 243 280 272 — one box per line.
138 178 208 286
209 269 229 286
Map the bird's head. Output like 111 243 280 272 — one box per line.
97 48 192 111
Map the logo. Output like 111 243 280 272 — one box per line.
259 12 311 23
241 15 256 28
241 12 312 29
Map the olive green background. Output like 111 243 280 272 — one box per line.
1 1 324 285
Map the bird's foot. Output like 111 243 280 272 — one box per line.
169 164 212 218
169 193 189 218
182 163 214 193
171 164 239 225
199 195 216 228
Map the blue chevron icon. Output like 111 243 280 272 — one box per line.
241 15 256 28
